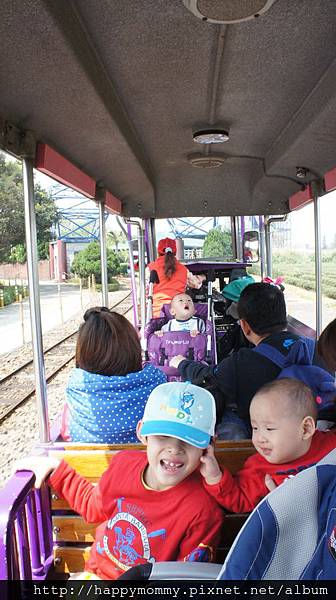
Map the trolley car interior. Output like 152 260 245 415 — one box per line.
0 0 336 583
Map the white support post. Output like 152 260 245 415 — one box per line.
22 156 49 443
313 188 322 337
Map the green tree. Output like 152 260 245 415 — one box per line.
203 226 233 258
71 241 123 282
107 229 125 252
0 152 58 262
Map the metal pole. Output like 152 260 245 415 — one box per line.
150 218 157 259
145 219 155 263
264 215 288 278
235 217 242 261
22 156 49 443
264 220 272 278
126 221 139 327
240 216 245 261
230 217 237 259
99 200 109 307
259 216 266 280
313 191 322 337
138 220 146 329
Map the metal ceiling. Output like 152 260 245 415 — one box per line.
0 0 336 218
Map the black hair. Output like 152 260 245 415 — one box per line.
237 282 287 335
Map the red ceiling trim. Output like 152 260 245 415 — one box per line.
104 190 122 215
324 167 336 193
35 143 96 198
289 184 313 211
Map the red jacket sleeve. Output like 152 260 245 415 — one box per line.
203 458 268 513
49 460 109 523
177 505 223 562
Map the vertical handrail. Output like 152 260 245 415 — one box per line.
22 157 49 443
138 220 146 330
16 507 33 579
313 191 322 337
240 216 245 262
236 217 242 261
259 216 266 280
230 216 237 259
264 220 272 278
98 199 109 307
26 494 43 576
126 221 139 326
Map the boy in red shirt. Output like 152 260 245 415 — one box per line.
16 382 223 579
200 378 336 512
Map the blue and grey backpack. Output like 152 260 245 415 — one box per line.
254 336 335 416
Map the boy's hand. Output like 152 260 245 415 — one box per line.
169 355 185 368
265 473 277 492
199 445 222 485
14 456 60 488
154 330 164 337
190 330 199 337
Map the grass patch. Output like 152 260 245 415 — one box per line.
250 251 336 299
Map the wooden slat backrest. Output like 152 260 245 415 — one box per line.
49 440 255 573
49 441 255 508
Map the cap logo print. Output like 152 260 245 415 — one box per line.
160 391 195 425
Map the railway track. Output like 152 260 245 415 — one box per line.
0 293 132 423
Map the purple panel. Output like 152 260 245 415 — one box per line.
16 507 32 579
26 494 43 576
35 486 53 568
0 470 53 581
0 471 35 580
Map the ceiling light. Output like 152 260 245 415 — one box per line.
188 153 226 168
193 129 229 144
296 167 308 179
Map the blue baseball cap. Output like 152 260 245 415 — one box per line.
140 382 216 449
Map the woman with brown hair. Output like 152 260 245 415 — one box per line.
61 307 166 442
318 318 336 372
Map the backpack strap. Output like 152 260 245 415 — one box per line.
254 336 316 369
253 343 287 368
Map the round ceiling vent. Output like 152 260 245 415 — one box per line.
182 0 277 24
188 153 226 168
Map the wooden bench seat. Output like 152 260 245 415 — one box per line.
48 440 255 574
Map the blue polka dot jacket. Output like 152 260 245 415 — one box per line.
61 364 166 443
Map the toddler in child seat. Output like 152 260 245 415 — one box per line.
199 378 336 513
15 382 223 580
155 293 206 337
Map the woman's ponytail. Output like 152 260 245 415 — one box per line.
164 251 177 279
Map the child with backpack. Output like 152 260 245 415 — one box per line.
200 378 336 512
15 382 223 580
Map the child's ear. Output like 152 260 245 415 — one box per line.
301 415 316 439
136 420 147 445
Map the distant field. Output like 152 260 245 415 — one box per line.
251 251 336 299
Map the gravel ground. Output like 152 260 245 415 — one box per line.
0 280 131 488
